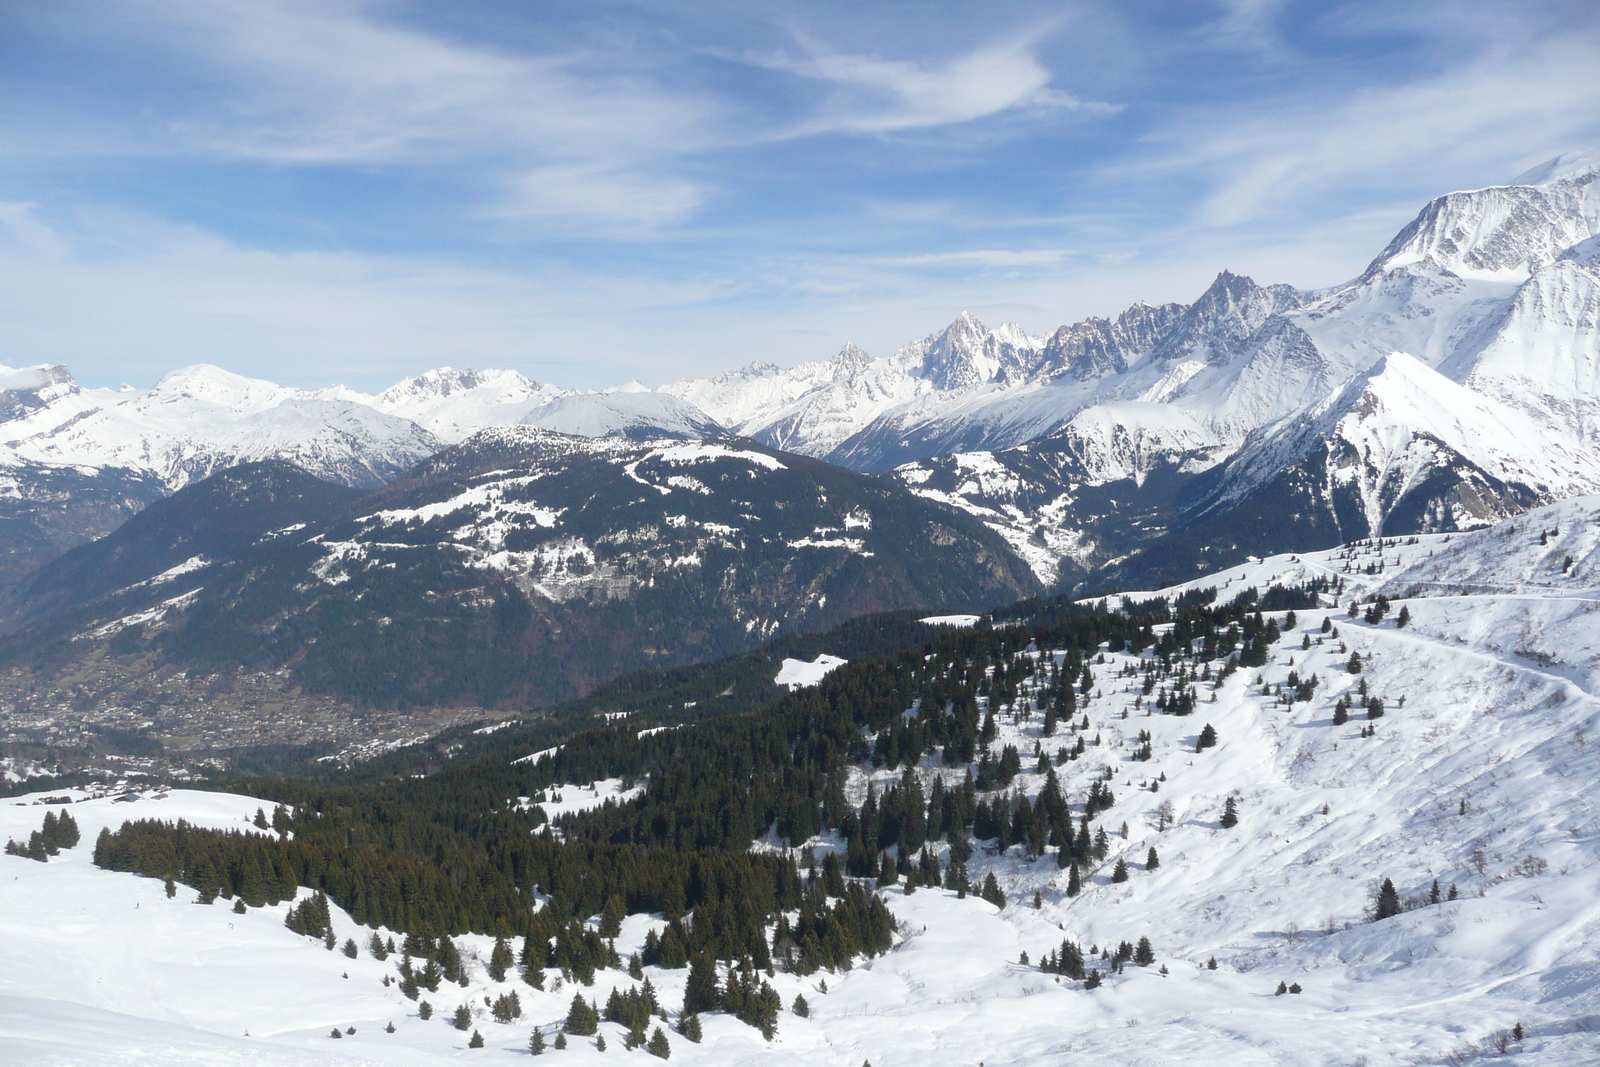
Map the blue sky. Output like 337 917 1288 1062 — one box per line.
2 0 1597 392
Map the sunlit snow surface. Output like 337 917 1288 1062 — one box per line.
9 501 1600 1064
774 654 848 690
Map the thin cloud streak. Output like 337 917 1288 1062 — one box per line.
744 30 1119 136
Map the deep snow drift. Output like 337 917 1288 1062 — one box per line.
7 500 1600 1065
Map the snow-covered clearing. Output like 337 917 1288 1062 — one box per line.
774 654 848 691
919 613 983 627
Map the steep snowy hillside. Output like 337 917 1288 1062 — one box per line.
8 501 1600 1065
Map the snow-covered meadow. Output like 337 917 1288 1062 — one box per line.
7 500 1600 1065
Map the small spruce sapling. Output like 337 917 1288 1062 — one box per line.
1111 858 1129 883
1146 846 1159 871
468 1030 484 1048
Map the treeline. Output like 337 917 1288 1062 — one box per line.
88 582 1324 1003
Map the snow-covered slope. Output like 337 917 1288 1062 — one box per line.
9 501 1600 1065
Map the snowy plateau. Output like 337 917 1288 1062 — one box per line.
7 497 1600 1066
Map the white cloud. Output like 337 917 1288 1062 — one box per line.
1133 21 1600 230
747 32 1118 136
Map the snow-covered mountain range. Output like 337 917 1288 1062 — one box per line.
2 150 1596 593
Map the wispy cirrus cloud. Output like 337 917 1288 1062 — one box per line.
745 31 1118 136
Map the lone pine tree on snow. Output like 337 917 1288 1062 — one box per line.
1374 877 1402 920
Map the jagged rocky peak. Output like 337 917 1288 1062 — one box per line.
1039 301 1187 381
833 342 872 372
896 311 1046 391
1155 271 1302 367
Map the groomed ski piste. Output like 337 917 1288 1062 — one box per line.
7 498 1600 1066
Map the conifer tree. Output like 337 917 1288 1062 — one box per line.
488 937 513 983
647 1026 671 1059
453 1004 472 1031
1347 651 1363 673
468 1029 484 1048
683 954 719 1015
1065 862 1081 897
1396 605 1411 628
1111 858 1128 883
529 1028 546 1055
980 871 1006 909
599 896 625 938
793 993 810 1018
677 1014 702 1043
1134 937 1154 965
595 1033 607 1052
1146 847 1159 871
1220 796 1239 829
418 1001 433 1020
1373 877 1401 920
564 993 598 1036
554 1034 567 1050
1196 723 1218 751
